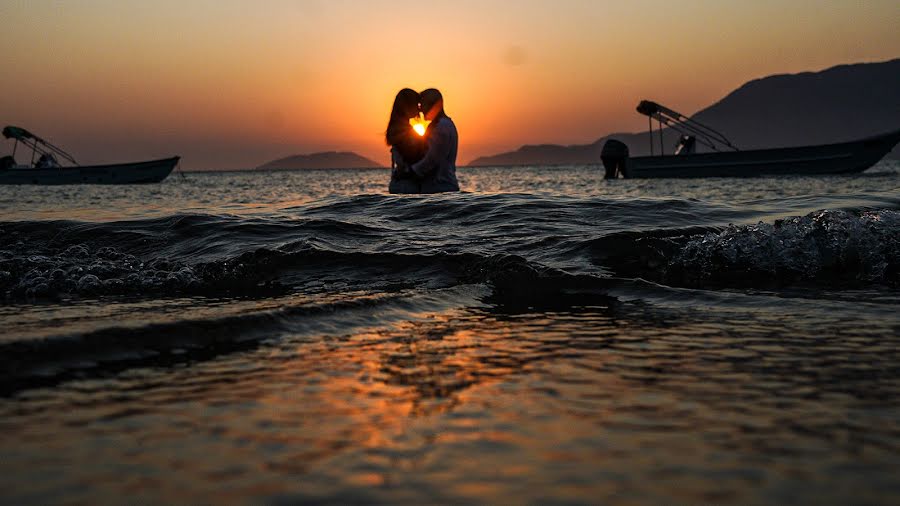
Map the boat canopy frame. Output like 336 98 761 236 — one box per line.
2 126 78 167
636 101 739 155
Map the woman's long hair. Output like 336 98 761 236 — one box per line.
386 88 420 146
386 88 426 164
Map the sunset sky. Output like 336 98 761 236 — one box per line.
2 0 898 169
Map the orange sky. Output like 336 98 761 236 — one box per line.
1 0 898 169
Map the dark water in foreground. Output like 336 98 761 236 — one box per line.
1 163 899 504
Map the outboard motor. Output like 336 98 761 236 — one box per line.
0 155 14 170
600 139 629 179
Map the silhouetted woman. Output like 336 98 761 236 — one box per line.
386 88 426 194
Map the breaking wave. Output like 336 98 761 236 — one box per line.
2 202 898 304
588 209 900 288
668 209 900 287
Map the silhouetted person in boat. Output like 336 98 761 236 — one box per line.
386 88 426 194
35 153 60 169
411 88 460 193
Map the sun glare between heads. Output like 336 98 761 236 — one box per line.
409 113 430 137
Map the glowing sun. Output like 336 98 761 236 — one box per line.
409 113 431 137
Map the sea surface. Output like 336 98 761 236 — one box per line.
1 162 899 505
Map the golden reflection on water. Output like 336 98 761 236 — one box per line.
1 297 899 504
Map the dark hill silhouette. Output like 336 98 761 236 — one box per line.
258 151 383 170
469 58 900 166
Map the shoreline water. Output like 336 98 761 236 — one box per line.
1 162 899 504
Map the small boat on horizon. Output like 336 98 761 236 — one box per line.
1 126 179 185
601 101 900 178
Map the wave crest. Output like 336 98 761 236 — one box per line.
0 243 284 300
667 210 900 287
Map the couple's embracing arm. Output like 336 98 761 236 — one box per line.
412 121 452 179
390 147 404 170
391 147 418 180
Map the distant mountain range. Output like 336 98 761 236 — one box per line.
469 58 900 166
258 151 383 170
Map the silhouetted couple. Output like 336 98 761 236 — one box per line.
386 88 459 194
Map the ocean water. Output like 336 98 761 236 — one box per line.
1 162 899 505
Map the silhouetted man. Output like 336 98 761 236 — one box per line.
411 89 460 193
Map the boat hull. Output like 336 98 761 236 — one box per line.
624 129 900 178
0 157 179 185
